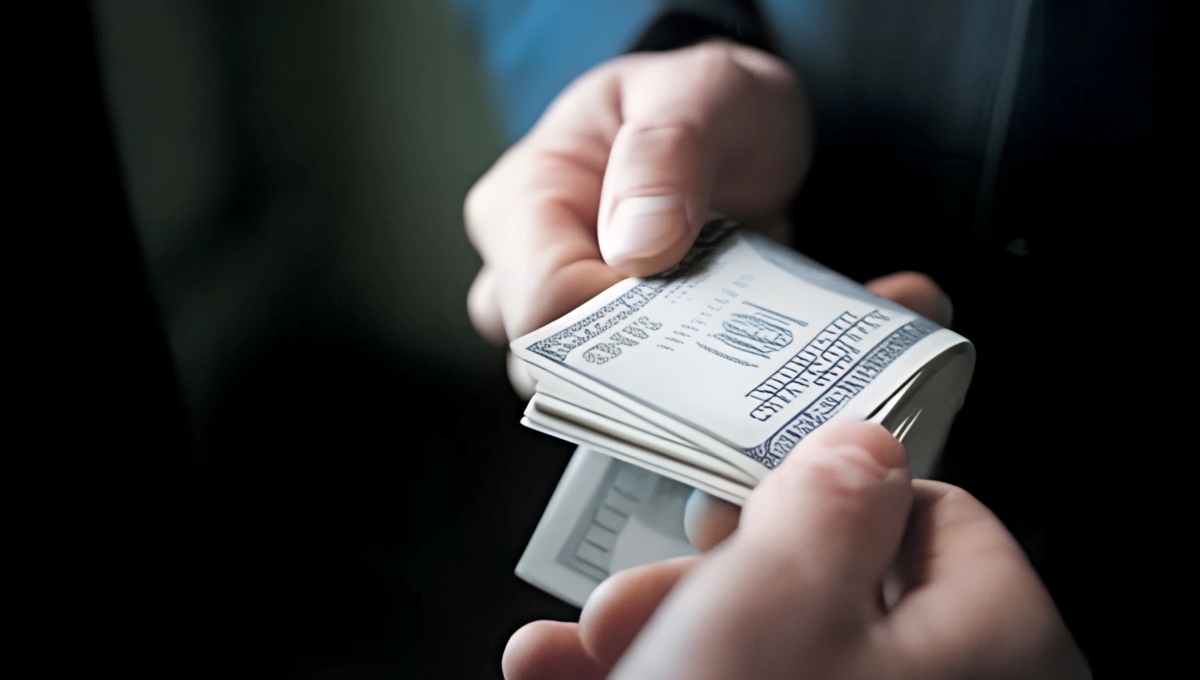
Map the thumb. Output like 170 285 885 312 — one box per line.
597 123 709 276
740 420 913 595
597 41 808 276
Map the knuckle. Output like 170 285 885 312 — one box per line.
463 173 494 244
923 481 979 513
687 39 794 94
773 443 899 507
687 38 740 69
687 41 746 87
614 121 703 171
462 144 533 246
898 270 947 298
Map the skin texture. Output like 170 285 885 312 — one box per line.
463 39 1090 680
503 423 1092 680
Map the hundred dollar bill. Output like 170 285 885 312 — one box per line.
516 445 698 608
511 218 975 505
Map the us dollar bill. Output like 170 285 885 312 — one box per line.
516 445 698 608
511 218 975 505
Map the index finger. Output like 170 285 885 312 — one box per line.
464 67 626 339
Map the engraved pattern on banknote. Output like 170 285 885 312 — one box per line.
696 341 759 367
527 284 669 362
527 219 739 363
746 310 890 422
711 312 794 359
554 462 644 582
742 319 937 468
554 461 692 582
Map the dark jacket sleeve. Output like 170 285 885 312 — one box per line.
450 0 769 141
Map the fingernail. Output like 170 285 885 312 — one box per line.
683 488 708 546
811 419 875 442
806 420 909 472
683 488 740 551
603 195 686 266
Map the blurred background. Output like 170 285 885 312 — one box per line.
91 1 579 676
78 1 1186 675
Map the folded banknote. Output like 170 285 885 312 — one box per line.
511 218 974 605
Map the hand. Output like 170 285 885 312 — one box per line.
464 40 810 393
502 421 1092 680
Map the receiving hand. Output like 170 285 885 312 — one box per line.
503 421 1092 680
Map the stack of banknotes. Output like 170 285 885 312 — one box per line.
510 218 975 607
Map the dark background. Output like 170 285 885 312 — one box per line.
82 2 581 677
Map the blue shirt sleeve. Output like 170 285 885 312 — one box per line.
450 0 664 141
450 1 773 141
